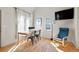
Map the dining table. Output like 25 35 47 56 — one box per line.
18 32 31 42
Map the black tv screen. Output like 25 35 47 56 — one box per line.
55 8 74 20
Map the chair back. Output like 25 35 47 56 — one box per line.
57 28 69 39
28 27 35 29
34 30 41 36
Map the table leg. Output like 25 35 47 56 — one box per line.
18 34 19 44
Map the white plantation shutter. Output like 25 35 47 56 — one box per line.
17 9 30 32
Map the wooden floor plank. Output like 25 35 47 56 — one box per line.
51 40 79 52
0 37 79 52
0 43 14 52
15 38 58 52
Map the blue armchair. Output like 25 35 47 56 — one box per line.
54 28 69 46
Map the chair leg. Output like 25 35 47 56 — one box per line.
35 37 37 43
31 37 35 45
31 38 34 45
62 40 65 46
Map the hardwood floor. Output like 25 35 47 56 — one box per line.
51 40 79 52
58 41 79 52
0 39 24 52
0 37 79 52
0 43 14 52
15 38 58 52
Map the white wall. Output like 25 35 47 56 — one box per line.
52 8 75 44
53 20 75 42
74 7 79 48
34 7 75 42
0 7 17 47
34 7 53 38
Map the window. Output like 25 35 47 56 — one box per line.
35 17 42 30
25 15 30 32
17 10 30 32
18 14 25 32
46 18 52 31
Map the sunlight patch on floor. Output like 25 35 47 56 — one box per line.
50 42 64 52
8 40 27 52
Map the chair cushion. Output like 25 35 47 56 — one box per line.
57 28 69 39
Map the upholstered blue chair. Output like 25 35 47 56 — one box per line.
54 28 69 46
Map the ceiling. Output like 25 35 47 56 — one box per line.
17 7 37 13
17 7 72 14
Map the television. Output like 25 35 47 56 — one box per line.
55 8 74 20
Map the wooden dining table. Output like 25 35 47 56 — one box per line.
18 32 31 35
17 29 41 44
18 32 31 42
